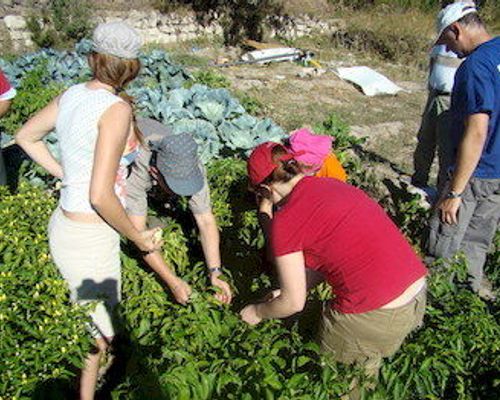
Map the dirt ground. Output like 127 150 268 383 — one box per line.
165 35 432 181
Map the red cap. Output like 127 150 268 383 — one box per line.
247 142 293 186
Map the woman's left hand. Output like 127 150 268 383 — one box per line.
210 273 232 304
240 304 262 326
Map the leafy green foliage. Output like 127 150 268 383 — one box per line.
137 84 284 162
236 92 266 116
314 112 365 152
118 254 355 399
373 258 500 399
186 69 231 89
2 142 500 398
0 183 93 398
26 12 58 49
26 0 93 49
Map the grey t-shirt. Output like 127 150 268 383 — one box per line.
126 117 211 216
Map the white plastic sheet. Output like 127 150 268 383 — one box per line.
335 66 403 96
241 48 302 64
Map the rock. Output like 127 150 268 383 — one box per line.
128 10 143 23
231 79 265 91
185 23 197 33
215 56 230 65
3 15 26 30
297 68 327 79
350 121 405 144
159 25 174 35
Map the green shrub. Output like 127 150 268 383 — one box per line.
26 11 58 49
236 92 265 116
185 69 231 89
206 157 248 228
27 0 93 49
2 150 500 398
313 112 364 152
154 0 283 45
0 183 92 399
373 258 500 399
118 254 356 399
331 24 430 68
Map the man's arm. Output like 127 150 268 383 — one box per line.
125 145 192 304
193 211 221 269
193 210 232 304
438 113 489 224
128 214 192 305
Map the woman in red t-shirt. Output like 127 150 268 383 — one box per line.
241 142 427 393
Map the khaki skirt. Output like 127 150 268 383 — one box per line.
49 207 121 338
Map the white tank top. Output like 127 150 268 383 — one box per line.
56 83 124 213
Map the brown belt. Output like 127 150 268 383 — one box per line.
430 89 451 96
434 54 463 69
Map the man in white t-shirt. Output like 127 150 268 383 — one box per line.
411 1 474 194
412 45 462 194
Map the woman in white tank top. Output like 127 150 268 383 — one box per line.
16 22 161 399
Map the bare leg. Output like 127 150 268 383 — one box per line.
79 337 110 400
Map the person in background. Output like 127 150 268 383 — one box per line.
126 117 232 304
285 128 347 182
16 22 161 399
427 2 499 300
0 69 17 186
241 142 427 399
411 1 470 195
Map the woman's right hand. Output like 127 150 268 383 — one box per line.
169 277 192 305
256 194 273 218
134 228 163 253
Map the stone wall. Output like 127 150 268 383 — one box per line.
0 7 339 54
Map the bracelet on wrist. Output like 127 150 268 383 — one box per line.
446 190 462 199
208 266 222 275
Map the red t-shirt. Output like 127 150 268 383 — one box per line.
271 177 427 314
0 70 12 96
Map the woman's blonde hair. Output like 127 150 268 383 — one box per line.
88 52 141 92
88 51 144 144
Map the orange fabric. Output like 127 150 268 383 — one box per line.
315 153 347 182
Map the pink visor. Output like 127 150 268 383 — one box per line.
288 128 332 169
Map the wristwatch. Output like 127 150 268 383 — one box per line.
445 190 462 199
208 266 223 274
